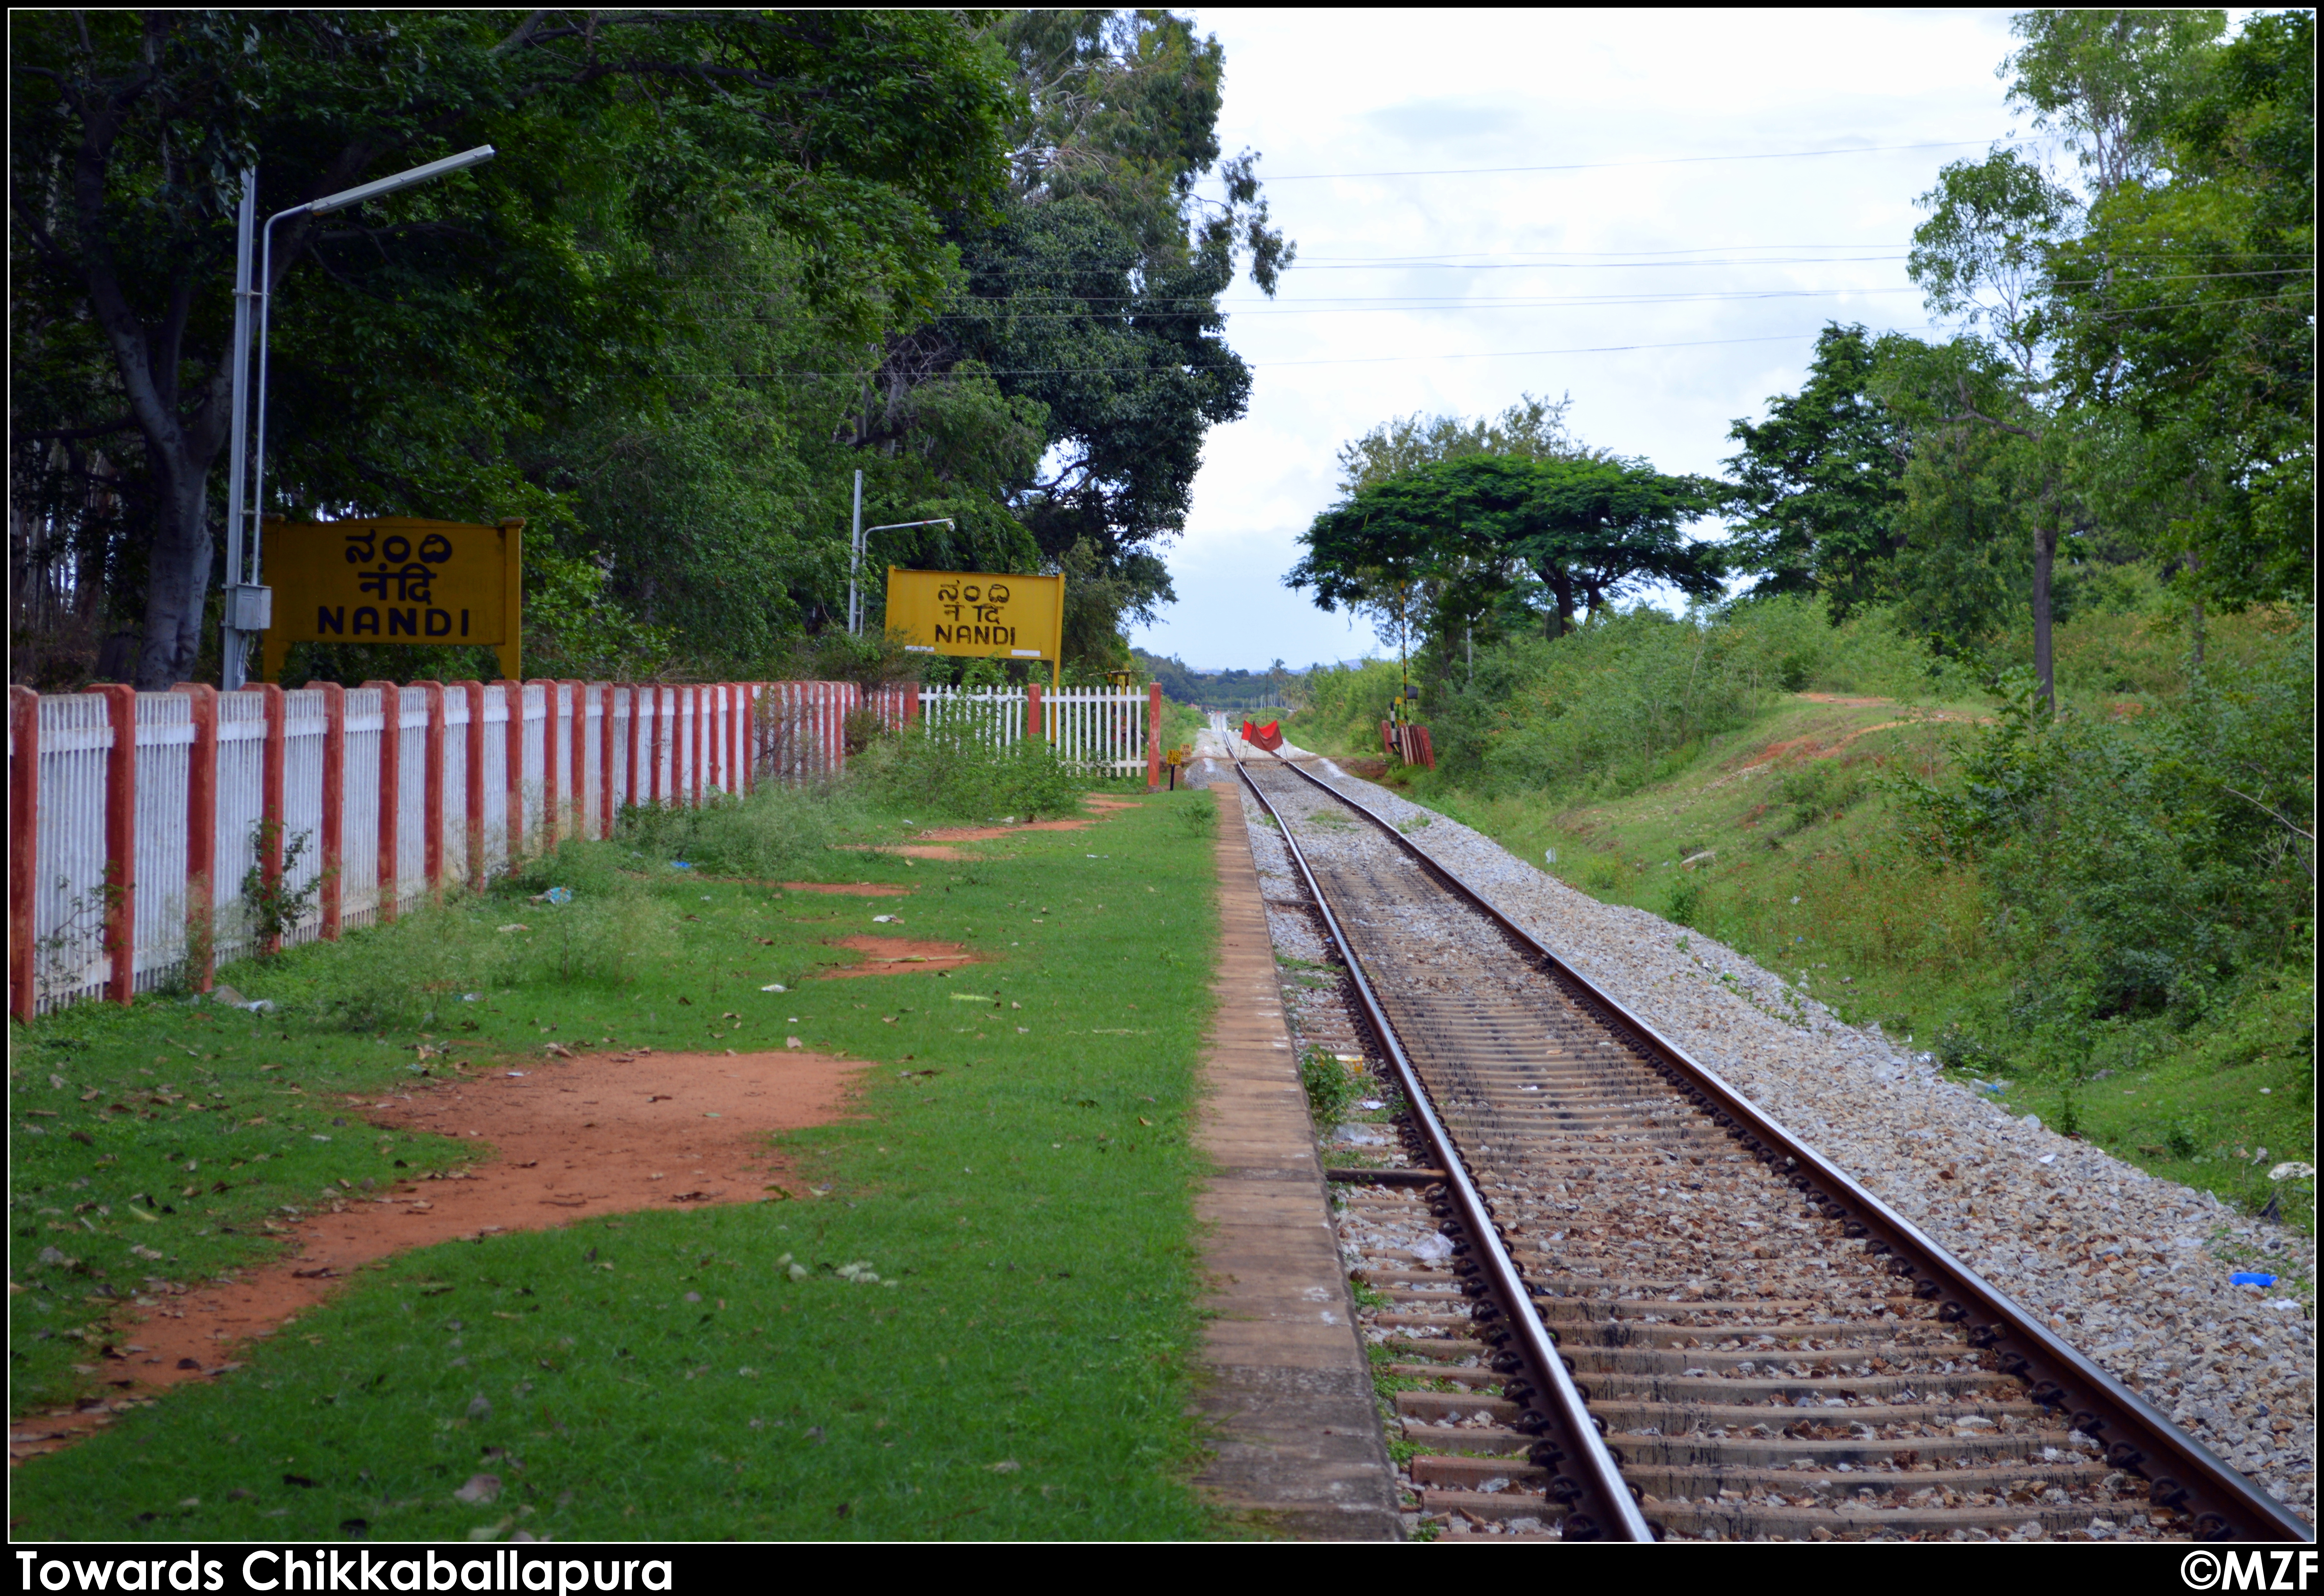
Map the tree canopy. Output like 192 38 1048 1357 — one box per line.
1719 10 2312 693
10 9 1290 691
1288 454 1724 660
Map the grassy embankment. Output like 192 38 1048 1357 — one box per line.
10 773 1229 1541
1337 607 2315 1238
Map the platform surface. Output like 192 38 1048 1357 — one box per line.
1189 782 1401 1540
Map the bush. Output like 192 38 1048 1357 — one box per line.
853 711 1093 821
1890 618 2314 1067
306 846 683 1031
1300 1046 1362 1131
614 784 859 880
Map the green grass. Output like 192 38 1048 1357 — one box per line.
1398 692 2316 1238
10 783 1234 1541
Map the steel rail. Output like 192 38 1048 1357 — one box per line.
1230 750 1656 1542
1255 748 2313 1544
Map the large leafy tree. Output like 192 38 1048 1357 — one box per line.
10 11 1016 688
1721 323 1910 614
1288 455 1723 654
852 11 1292 664
2047 9 2314 614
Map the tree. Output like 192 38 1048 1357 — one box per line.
852 10 1293 663
1898 11 2281 700
2002 9 2227 199
2047 9 2314 614
1512 459 1727 636
10 11 1017 688
1907 146 2085 701
1334 393 1589 496
1287 455 1723 656
1721 323 1910 614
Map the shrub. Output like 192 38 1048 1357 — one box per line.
853 710 1093 821
1890 618 2314 1067
1300 1046 1362 1131
614 785 859 880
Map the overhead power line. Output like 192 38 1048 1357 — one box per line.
1255 137 2035 182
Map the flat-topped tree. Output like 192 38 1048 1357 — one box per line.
1289 455 1724 651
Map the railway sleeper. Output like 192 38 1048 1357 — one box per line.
1393 1366 2017 1403
1413 1453 2118 1495
1641 1499 2183 1542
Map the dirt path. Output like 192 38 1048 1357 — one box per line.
836 795 1146 859
814 935 981 979
9 1045 870 1464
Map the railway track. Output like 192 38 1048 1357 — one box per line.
1230 745 2311 1545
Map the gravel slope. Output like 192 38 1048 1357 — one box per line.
1237 751 2315 1521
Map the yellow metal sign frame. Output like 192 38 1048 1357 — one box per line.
883 567 1064 686
259 516 523 683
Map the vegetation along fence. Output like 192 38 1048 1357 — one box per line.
6 679 860 1018
875 684 1161 779
8 678 1161 1019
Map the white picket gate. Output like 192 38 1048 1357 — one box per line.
909 685 1153 777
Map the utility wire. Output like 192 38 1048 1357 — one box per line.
1255 137 2036 181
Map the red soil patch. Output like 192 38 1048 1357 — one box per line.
909 798 1141 844
8 1046 868 1465
834 797 1142 858
811 935 981 979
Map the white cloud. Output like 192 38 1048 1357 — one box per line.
1129 7 2024 667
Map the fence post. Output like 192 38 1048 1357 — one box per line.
363 682 400 926
739 685 754 795
644 689 661 807
99 685 140 1003
1147 683 1163 793
259 683 287 954
537 680 561 850
692 687 705 807
723 683 738 796
907 680 921 727
9 687 39 1020
707 684 723 796
420 681 446 902
564 680 587 837
173 683 221 982
1026 682 1043 740
502 680 524 860
456 682 485 886
600 685 617 837
315 682 344 942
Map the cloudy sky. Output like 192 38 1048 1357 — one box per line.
1127 7 2034 670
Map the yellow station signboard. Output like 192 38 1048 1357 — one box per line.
883 568 1063 681
260 516 523 682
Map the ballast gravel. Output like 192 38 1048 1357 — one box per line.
1211 740 2314 1523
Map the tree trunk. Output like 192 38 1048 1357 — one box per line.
134 452 214 689
1542 567 1576 640
2031 519 2058 708
2185 553 2206 669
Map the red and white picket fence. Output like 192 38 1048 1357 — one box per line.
8 677 1165 1019
7 679 864 1019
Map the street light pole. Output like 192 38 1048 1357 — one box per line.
848 470 864 636
221 144 497 689
846 474 954 638
221 172 259 689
